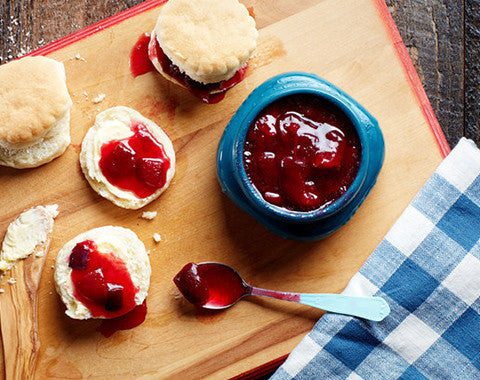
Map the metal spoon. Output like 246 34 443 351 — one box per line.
173 262 390 322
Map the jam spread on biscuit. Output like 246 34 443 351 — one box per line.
99 123 171 199
130 33 156 77
69 240 138 319
146 34 247 104
243 94 361 212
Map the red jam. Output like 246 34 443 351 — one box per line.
173 263 247 308
69 240 138 319
148 34 247 104
99 122 171 199
130 33 156 77
97 300 147 338
243 94 361 212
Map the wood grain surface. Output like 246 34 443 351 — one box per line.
0 0 475 148
0 0 467 378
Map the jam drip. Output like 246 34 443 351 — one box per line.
98 300 147 338
69 240 138 319
148 34 247 104
130 33 156 77
99 123 171 199
243 94 361 212
173 263 247 308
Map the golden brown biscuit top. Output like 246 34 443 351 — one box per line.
155 0 258 84
0 56 71 143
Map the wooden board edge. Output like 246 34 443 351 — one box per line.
26 0 167 58
230 354 289 380
374 0 451 158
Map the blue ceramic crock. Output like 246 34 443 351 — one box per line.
216 72 384 241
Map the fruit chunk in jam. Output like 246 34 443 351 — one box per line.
99 122 171 199
69 240 138 319
243 94 361 212
147 33 247 104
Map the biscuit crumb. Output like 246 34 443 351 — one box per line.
153 233 161 243
51 265 54 269
74 53 87 62
92 94 106 104
0 288 4 293
7 278 16 285
170 289 182 300
82 90 89 99
142 211 157 220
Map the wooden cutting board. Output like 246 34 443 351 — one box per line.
0 0 448 378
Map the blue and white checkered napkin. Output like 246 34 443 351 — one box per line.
272 138 480 379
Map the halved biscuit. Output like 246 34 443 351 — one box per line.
54 226 150 320
80 106 175 209
0 56 72 168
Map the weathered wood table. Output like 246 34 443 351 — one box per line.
1 0 476 148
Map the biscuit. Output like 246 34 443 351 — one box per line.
152 0 257 84
54 226 151 320
80 106 175 209
0 56 72 168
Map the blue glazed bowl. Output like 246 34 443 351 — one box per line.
216 72 384 241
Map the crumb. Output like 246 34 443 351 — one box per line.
153 233 161 243
142 211 157 220
92 93 105 104
74 53 87 62
49 291 53 295
170 289 182 300
51 265 54 269
7 278 16 285
35 252 44 258
82 90 89 100
0 289 4 294
147 250 151 255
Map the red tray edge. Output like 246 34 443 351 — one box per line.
27 0 167 58
374 0 451 158
8 0 449 378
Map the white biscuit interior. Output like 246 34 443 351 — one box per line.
153 0 257 84
80 106 175 210
54 226 151 320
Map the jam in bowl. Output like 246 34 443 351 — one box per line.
216 72 384 240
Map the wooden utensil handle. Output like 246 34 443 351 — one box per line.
1 253 45 380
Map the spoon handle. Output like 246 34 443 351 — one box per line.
249 287 390 321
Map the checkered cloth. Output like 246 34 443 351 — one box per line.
272 138 480 379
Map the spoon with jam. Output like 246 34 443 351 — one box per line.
173 262 390 322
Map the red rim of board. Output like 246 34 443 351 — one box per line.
19 0 451 378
